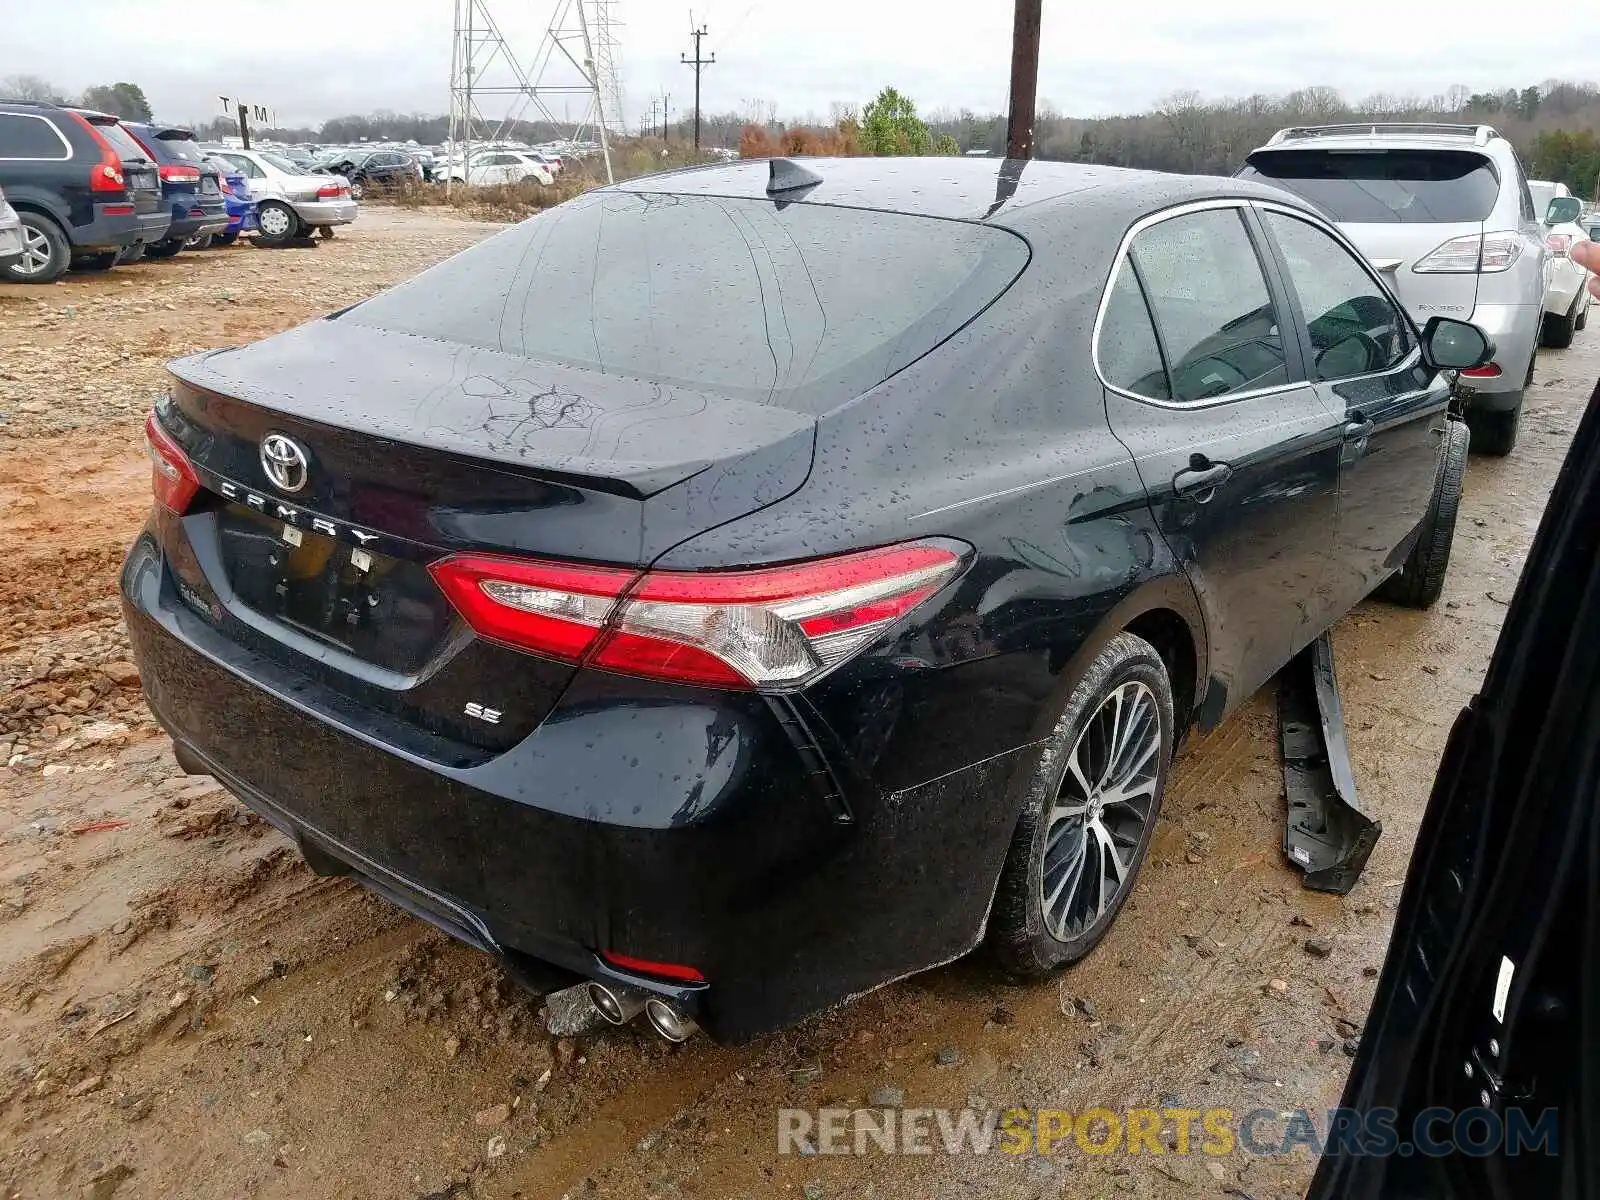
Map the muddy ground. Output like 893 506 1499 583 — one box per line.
0 206 1590 1200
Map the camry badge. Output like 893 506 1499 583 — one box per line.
260 433 310 494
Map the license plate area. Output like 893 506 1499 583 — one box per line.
215 504 453 675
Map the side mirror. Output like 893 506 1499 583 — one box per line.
1546 196 1582 225
1421 317 1495 371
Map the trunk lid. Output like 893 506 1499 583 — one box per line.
158 320 815 752
1334 220 1483 324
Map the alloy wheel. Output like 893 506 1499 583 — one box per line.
14 227 52 277
1040 680 1161 941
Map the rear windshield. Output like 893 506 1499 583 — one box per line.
1238 149 1500 223
94 120 152 164
153 132 205 164
345 191 1030 410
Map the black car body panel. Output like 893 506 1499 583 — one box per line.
123 122 230 243
123 158 1457 1040
0 101 143 258
1310 385 1600 1199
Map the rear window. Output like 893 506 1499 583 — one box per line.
1238 149 1500 223
92 120 152 164
345 191 1030 411
154 132 205 164
259 152 302 174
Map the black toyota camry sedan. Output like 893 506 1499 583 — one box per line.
122 157 1492 1042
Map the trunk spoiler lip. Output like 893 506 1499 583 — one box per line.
167 344 818 503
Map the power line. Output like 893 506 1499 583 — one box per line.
681 19 715 153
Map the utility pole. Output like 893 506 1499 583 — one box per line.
681 19 714 153
647 97 659 139
661 91 671 142
1005 0 1042 159
219 98 271 149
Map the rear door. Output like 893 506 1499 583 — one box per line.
1098 202 1345 720
1254 203 1451 628
1239 147 1503 326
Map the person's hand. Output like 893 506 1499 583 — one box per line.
1573 239 1600 300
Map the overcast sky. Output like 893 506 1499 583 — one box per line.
11 0 1600 131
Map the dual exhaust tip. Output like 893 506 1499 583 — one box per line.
586 980 697 1043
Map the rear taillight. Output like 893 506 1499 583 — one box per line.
68 112 125 193
1413 232 1524 274
428 541 966 689
144 412 199 514
158 164 202 184
315 183 348 199
1547 233 1573 257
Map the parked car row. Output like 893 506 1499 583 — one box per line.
0 99 361 284
1238 121 1592 456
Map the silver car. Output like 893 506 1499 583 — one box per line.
1239 123 1547 455
0 184 23 276
200 146 359 247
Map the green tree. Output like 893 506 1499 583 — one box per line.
859 87 955 156
81 82 153 121
1519 85 1541 120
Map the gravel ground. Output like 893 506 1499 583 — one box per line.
0 204 1593 1200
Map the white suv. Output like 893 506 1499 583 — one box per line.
1239 123 1547 456
1528 181 1591 348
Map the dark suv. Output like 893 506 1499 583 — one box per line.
123 122 230 257
0 101 167 282
318 148 418 200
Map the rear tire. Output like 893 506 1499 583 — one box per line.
185 233 215 251
144 238 184 259
3 212 70 283
255 201 297 247
116 243 146 265
990 632 1174 978
1541 308 1575 349
216 230 239 246
1467 404 1521 457
1376 419 1468 609
1577 296 1590 332
72 251 118 272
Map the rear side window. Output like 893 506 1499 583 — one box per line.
347 192 1030 412
92 120 151 163
0 113 71 160
1262 211 1411 381
1130 208 1289 403
1097 264 1169 399
1239 149 1500 223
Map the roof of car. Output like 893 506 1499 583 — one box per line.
614 156 1296 224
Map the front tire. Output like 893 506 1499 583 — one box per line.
349 177 367 201
3 212 70 283
990 632 1174 977
256 201 297 247
1376 418 1468 609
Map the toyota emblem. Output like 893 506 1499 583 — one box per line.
260 433 310 494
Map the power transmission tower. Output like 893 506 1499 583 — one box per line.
681 20 714 153
447 0 618 192
1005 0 1042 159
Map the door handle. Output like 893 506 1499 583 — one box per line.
1173 460 1233 499
1344 416 1375 440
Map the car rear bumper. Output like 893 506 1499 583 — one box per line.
120 525 1018 1041
1456 302 1541 408
168 213 232 241
292 199 358 226
134 211 173 246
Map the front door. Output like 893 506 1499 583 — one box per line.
1254 205 1452 633
1098 203 1346 722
